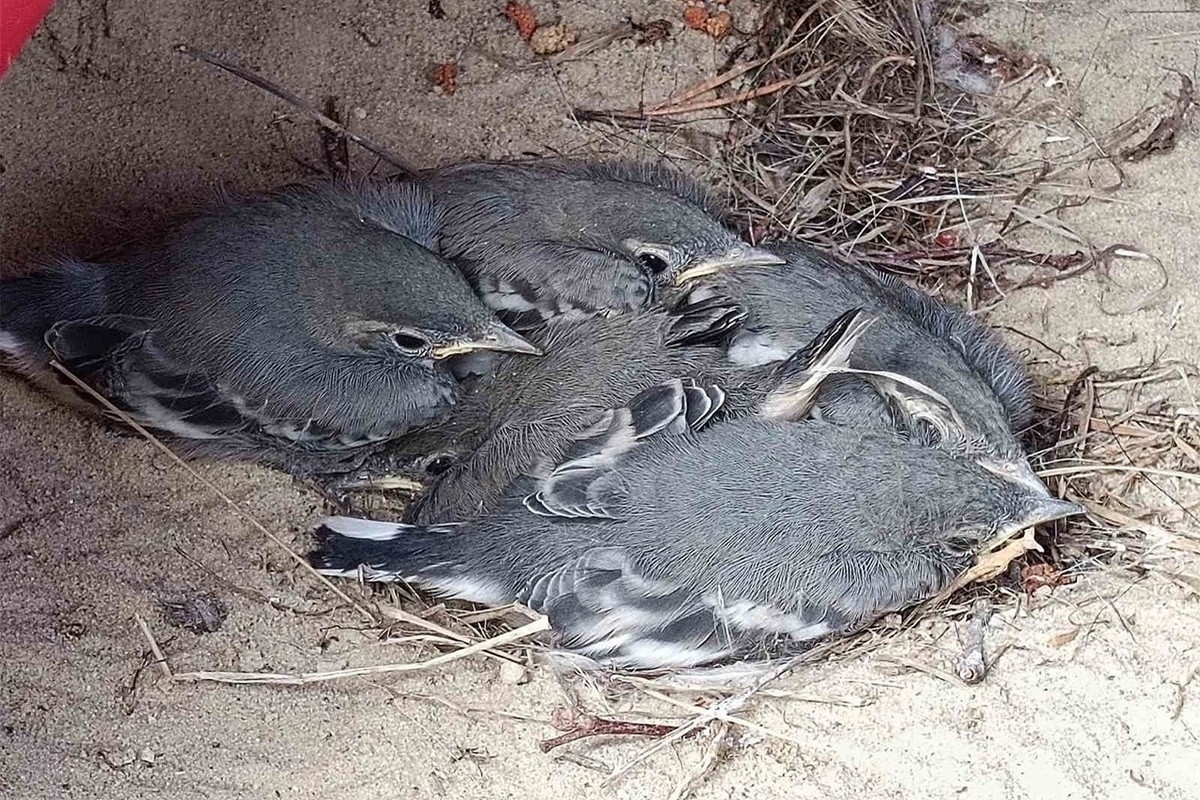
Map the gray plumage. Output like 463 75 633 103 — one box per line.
309 372 1081 671
0 180 538 467
424 159 783 329
357 301 751 524
687 241 1038 490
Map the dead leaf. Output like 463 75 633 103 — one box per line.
1020 563 1073 593
1047 628 1080 647
504 0 538 41
530 24 577 56
431 62 458 95
683 6 709 32
704 10 733 39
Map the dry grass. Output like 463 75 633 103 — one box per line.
575 0 1200 567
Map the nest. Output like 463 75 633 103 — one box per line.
134 9 1200 793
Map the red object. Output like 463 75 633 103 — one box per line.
0 0 55 80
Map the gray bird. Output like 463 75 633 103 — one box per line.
308 327 1081 670
0 180 539 469
330 294 752 520
424 159 784 329
680 241 1041 493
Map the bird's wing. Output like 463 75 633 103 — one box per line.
47 316 257 442
522 378 725 520
520 547 736 670
759 307 876 421
664 292 748 347
471 240 653 330
47 317 390 452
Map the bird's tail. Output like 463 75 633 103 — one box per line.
0 258 108 369
308 516 513 604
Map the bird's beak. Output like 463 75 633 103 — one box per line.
979 457 1052 498
673 244 786 286
431 322 543 359
1000 496 1086 537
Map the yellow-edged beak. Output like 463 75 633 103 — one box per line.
431 322 543 359
335 475 426 492
979 457 1053 498
673 245 786 286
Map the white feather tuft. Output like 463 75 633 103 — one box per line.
321 516 410 541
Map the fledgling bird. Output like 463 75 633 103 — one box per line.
330 294 752 521
0 180 540 470
424 159 784 329
682 241 1041 493
309 339 1082 671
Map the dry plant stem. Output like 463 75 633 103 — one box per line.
668 720 731 800
627 684 810 745
171 615 550 685
1121 74 1196 162
923 528 1042 611
634 70 825 117
605 654 804 786
48 361 377 624
134 614 173 680
957 598 993 684
175 44 419 176
539 713 687 753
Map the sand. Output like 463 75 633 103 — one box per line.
1 1 1198 798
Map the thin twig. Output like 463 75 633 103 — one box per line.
171 615 550 685
606 654 804 786
667 721 731 800
540 711 685 753
48 361 377 624
134 614 173 680
176 44 419 176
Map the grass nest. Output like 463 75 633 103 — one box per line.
144 6 1200 790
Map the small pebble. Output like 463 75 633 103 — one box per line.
499 660 531 685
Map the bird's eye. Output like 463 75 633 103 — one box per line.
391 331 430 354
636 250 671 275
422 453 455 476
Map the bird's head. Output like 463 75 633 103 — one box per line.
619 231 785 290
862 369 1049 497
341 315 540 363
326 205 543 365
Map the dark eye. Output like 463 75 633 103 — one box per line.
392 331 430 354
422 453 455 476
636 251 671 275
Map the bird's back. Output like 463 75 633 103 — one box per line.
477 421 1010 600
711 249 1026 453
409 313 740 523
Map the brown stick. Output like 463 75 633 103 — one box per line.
176 44 419 176
540 709 689 753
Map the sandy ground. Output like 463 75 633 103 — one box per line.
2 1 1199 798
